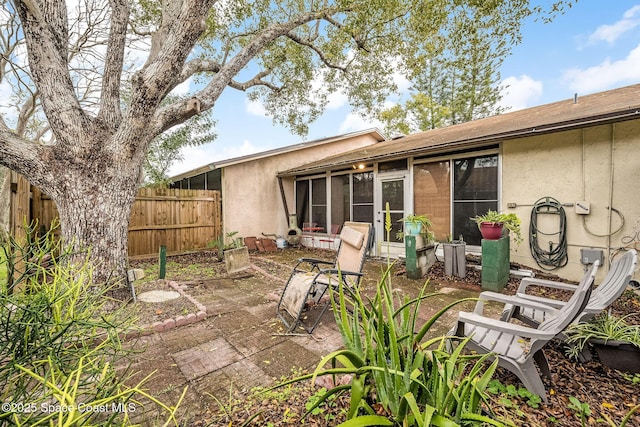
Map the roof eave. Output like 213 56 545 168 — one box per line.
277 108 640 178
170 128 387 181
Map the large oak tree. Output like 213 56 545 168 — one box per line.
0 0 570 285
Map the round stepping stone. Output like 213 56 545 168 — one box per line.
137 290 181 303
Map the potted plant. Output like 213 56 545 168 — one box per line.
565 313 640 374
397 214 435 241
472 210 523 244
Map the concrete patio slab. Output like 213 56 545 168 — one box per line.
122 249 486 425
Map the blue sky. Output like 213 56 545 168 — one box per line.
169 1 640 176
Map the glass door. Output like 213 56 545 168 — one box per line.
376 172 408 254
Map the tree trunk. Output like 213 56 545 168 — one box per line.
51 157 141 289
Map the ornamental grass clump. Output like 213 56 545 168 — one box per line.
0 223 184 425
274 204 506 426
565 312 640 359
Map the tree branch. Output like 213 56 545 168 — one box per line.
97 0 129 127
228 69 281 92
285 32 347 72
15 0 90 145
0 128 51 190
129 0 215 120
16 91 39 137
151 7 341 134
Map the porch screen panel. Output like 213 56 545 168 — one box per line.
452 155 498 245
413 162 450 241
352 172 373 223
311 178 327 231
331 175 350 226
295 180 310 229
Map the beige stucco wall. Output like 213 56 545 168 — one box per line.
221 134 381 241
502 119 640 282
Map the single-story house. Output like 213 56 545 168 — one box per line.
175 83 640 283
170 129 387 244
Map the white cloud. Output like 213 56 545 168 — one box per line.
325 88 349 110
563 43 640 93
170 79 192 96
245 98 267 117
338 112 384 134
588 5 640 44
499 75 543 111
168 139 261 176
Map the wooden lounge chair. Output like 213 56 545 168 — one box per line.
500 249 637 327
276 221 372 333
449 261 599 403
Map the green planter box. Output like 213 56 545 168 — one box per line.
481 237 510 292
405 235 435 280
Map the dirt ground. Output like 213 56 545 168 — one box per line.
125 247 640 426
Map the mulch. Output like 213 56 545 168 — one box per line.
422 257 640 426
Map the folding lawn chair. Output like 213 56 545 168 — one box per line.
276 221 372 333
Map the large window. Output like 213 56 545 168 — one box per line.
414 154 498 246
352 172 374 223
297 172 373 233
311 178 327 230
331 175 350 226
295 177 327 231
414 161 451 241
452 155 498 245
295 180 309 226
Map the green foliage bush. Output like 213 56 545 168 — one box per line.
274 205 505 426
0 222 183 425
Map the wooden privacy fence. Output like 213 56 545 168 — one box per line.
9 173 222 258
129 188 221 257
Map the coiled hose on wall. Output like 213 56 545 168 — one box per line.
529 197 568 270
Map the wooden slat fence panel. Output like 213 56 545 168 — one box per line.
128 188 222 257
9 178 222 258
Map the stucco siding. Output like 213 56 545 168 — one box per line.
222 134 380 240
503 120 640 282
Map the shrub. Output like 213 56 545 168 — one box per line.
274 204 505 426
0 223 183 425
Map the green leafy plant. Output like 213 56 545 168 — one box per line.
568 396 592 427
472 210 523 245
8 354 185 426
208 231 244 261
0 219 71 294
271 206 505 426
487 379 542 411
396 214 435 243
565 312 640 359
0 224 183 425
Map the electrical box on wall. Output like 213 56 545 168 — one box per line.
580 248 604 266
575 201 590 215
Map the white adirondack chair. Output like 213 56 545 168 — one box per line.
449 261 599 403
500 250 636 327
